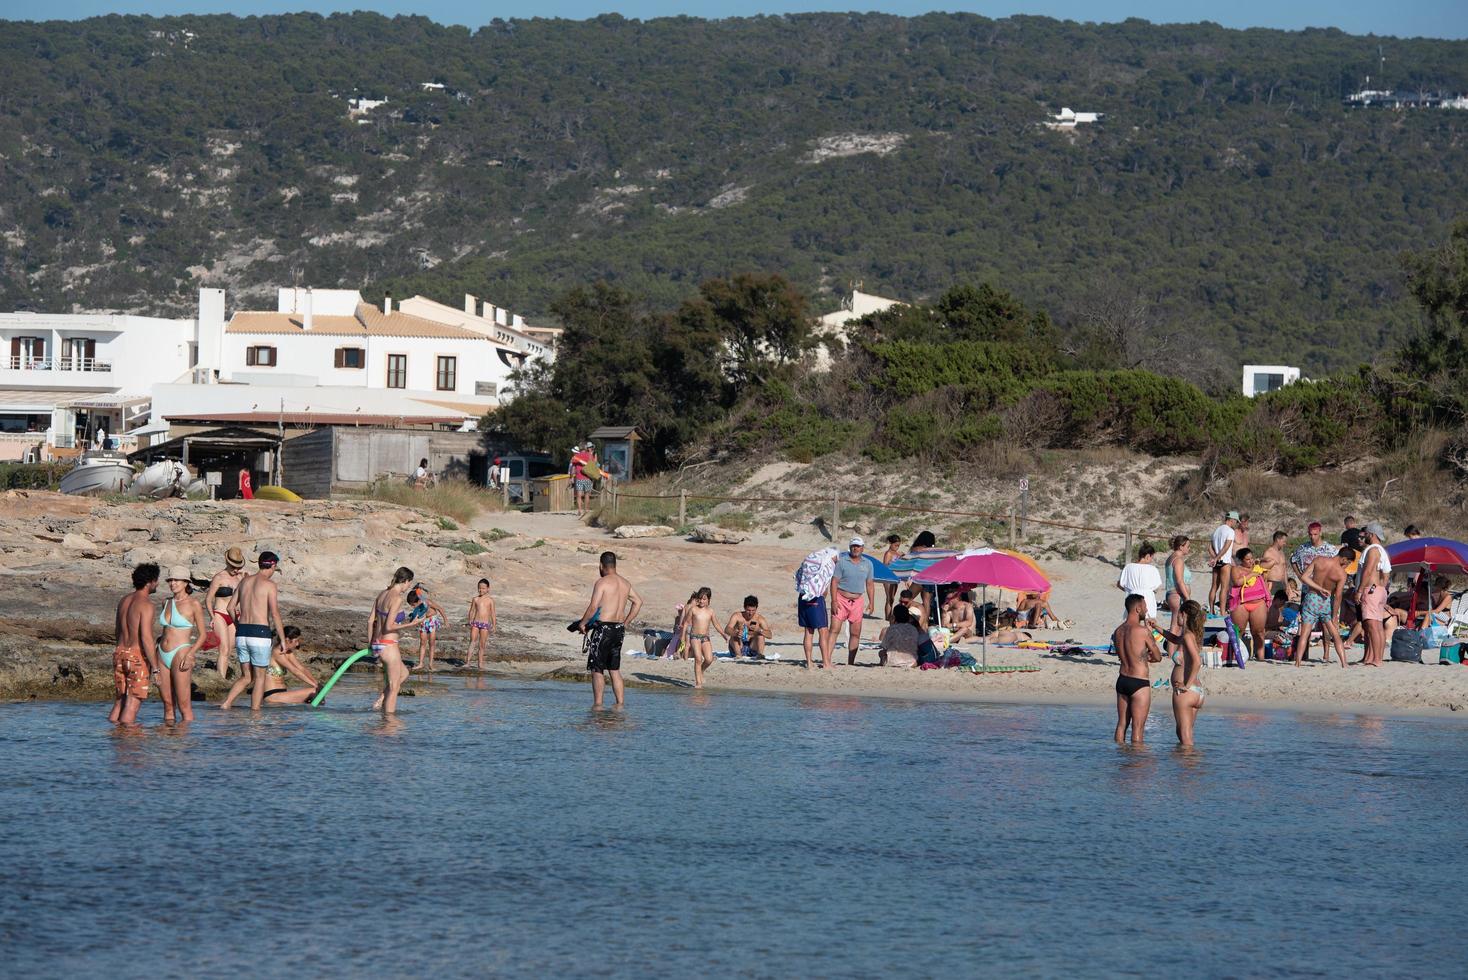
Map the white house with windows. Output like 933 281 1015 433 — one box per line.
206 287 540 405
0 306 202 456
0 285 555 456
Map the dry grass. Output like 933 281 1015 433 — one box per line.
352 477 505 524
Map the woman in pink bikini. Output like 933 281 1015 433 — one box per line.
204 547 248 679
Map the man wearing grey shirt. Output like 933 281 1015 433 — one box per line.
831 536 876 665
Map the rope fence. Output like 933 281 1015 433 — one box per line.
597 485 1163 562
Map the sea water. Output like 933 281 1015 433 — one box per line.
2 679 1465 977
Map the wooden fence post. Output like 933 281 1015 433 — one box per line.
1124 529 1133 566
831 492 840 533
613 488 620 516
1009 506 1016 549
502 477 509 510
678 489 687 527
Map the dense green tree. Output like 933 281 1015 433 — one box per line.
677 273 813 387
1399 220 1468 391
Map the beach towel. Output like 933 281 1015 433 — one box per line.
797 548 839 601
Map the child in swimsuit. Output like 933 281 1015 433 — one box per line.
466 579 497 671
407 585 448 673
680 587 727 689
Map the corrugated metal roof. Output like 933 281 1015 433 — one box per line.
163 411 467 426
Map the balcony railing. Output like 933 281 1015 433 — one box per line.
4 356 113 372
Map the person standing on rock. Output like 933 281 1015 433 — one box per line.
222 551 285 711
205 547 248 680
577 551 642 708
111 563 161 726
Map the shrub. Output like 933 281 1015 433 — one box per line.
867 340 1054 399
0 462 71 490
1035 370 1222 454
353 477 502 524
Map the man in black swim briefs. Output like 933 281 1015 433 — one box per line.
1111 594 1163 745
577 551 643 708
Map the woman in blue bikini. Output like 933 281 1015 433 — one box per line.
158 567 208 723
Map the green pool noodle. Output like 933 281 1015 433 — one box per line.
310 649 372 706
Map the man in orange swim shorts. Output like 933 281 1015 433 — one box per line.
111 563 161 725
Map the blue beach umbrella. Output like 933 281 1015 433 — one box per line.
887 548 960 580
863 553 901 584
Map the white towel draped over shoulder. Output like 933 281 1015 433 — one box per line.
797 548 839 600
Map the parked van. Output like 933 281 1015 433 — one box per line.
496 453 557 504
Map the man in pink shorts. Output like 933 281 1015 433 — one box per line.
831 537 877 665
1357 522 1392 667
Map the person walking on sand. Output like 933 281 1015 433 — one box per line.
796 547 838 669
725 595 774 660
577 551 642 708
569 444 595 517
369 567 421 713
1292 547 1356 668
681 587 726 688
221 552 286 711
466 578 497 671
1207 511 1240 614
156 567 208 724
1357 523 1392 667
204 547 248 680
1160 599 1208 747
832 537 876 666
1112 594 1162 745
111 563 162 725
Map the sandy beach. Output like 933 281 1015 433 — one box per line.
2 490 1466 717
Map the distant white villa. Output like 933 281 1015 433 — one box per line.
813 288 905 368
1242 364 1301 398
1043 108 1103 130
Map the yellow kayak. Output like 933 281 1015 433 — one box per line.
254 485 303 502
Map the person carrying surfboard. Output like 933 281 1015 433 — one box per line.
570 444 597 517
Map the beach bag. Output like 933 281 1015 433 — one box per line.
1439 643 1462 665
1390 629 1426 664
917 638 943 667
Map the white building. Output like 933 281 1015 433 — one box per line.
1242 364 1301 398
0 307 201 456
812 288 906 369
0 285 555 457
206 287 545 406
1043 108 1103 130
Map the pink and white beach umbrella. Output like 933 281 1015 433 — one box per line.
914 549 1052 669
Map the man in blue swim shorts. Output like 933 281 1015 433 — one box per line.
1292 547 1355 668
795 548 837 670
221 551 286 710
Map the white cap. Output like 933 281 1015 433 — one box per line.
849 536 865 548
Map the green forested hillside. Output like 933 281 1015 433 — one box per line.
1 12 1464 372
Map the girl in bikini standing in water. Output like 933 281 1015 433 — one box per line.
205 547 248 680
370 566 422 713
1160 599 1207 747
158 567 208 723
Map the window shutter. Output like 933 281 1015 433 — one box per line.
33 337 44 359
266 347 276 366
84 339 96 360
246 347 256 367
334 348 344 368
8 337 17 361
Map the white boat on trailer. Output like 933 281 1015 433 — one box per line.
58 451 135 495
